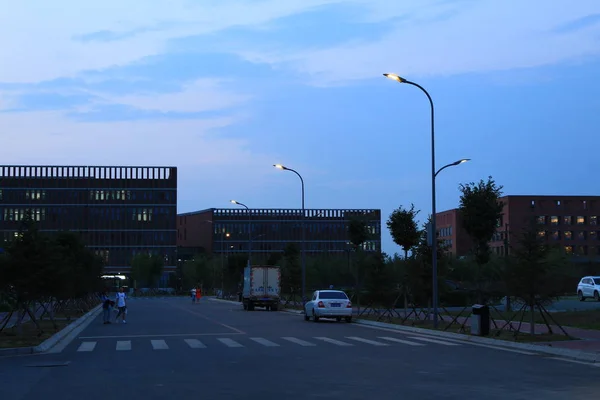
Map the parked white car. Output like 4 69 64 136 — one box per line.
577 276 600 301
304 290 352 322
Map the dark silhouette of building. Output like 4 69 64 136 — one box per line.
436 195 600 262
0 165 177 276
177 208 381 260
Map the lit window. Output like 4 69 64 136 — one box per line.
591 216 598 226
564 231 572 240
537 216 546 224
550 216 559 225
565 245 573 254
537 231 546 238
577 216 586 225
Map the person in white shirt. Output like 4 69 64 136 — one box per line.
115 287 127 324
191 288 196 303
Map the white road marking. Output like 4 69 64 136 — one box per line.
377 336 425 346
116 340 131 351
438 338 536 355
184 339 206 348
151 340 169 350
281 337 317 347
345 337 389 346
250 338 280 347
407 336 460 346
218 338 244 348
77 342 97 352
79 332 243 339
314 337 354 346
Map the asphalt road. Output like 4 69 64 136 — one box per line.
1 297 599 400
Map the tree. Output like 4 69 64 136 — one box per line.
347 217 371 310
505 218 572 334
363 251 395 306
181 255 212 290
282 243 301 295
387 204 421 259
130 254 164 288
458 176 504 302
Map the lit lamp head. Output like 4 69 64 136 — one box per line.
273 164 286 170
230 200 238 204
383 73 407 83
452 158 471 166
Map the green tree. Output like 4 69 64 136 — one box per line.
387 204 421 259
130 254 164 288
282 243 301 295
505 218 572 334
458 176 504 302
347 217 372 310
363 251 395 306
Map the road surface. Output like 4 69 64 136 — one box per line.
0 297 599 399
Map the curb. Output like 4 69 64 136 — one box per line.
0 304 102 356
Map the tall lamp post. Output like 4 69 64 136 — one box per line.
273 163 306 304
230 200 252 266
384 72 470 328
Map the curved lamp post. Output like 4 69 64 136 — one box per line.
273 164 306 303
383 73 437 328
230 200 252 266
436 159 470 178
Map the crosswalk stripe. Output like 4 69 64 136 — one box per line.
377 337 425 346
218 338 244 348
314 337 353 346
151 340 169 350
184 339 206 349
407 336 460 346
345 336 389 346
116 340 131 351
250 337 280 347
77 341 97 352
281 337 316 347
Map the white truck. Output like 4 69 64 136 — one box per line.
242 265 281 311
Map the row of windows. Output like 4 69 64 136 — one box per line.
212 222 381 237
438 226 453 237
538 215 598 226
220 240 380 252
94 248 174 265
0 189 175 203
212 209 379 219
538 231 600 240
1 230 176 246
0 207 175 222
531 199 596 210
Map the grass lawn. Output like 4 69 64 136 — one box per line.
443 307 600 330
0 319 71 349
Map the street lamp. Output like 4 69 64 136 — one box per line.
230 200 252 266
435 159 470 178
383 72 441 328
273 163 306 303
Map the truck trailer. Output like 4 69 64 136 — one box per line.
242 265 281 311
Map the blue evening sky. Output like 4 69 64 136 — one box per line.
1 1 599 255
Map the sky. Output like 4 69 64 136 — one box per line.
1 0 600 255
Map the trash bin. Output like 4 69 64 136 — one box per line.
471 304 490 336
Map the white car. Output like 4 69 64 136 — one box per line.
577 276 600 301
304 290 353 322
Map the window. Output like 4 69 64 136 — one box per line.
577 216 586 225
536 216 546 225
551 231 560 240
318 291 348 300
591 231 598 241
583 200 588 210
591 216 598 226
577 246 587 256
556 200 561 206
537 230 546 238
565 245 573 254
550 216 559 225
563 216 572 225
577 231 586 240
564 231 572 240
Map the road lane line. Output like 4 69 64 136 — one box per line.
314 337 354 346
116 341 131 351
218 338 244 348
151 340 169 350
79 332 243 339
377 337 425 346
184 339 206 349
77 342 97 352
407 336 460 346
281 337 317 347
345 337 389 346
250 338 280 347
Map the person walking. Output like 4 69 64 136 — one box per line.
191 287 196 303
101 290 112 324
115 287 127 324
195 286 202 303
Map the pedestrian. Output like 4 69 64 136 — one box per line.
196 286 201 303
101 290 112 324
191 287 196 303
115 287 127 324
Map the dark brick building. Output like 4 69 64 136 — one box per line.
0 165 177 276
177 207 381 261
436 195 600 261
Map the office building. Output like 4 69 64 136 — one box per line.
177 207 381 260
0 165 178 276
436 195 600 261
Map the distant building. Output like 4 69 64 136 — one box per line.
0 165 178 278
177 208 381 261
436 195 600 261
